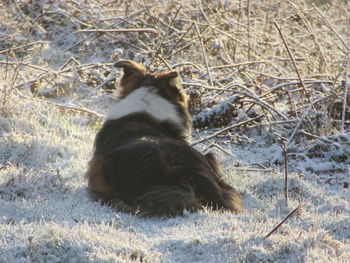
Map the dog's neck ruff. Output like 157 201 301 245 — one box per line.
107 86 183 126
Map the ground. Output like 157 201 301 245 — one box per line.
0 0 349 262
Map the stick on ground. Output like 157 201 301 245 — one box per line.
75 28 158 34
264 203 305 239
191 114 264 146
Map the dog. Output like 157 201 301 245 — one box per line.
86 60 243 217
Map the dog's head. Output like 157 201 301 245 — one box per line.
114 60 189 109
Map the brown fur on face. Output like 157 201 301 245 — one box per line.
114 60 189 108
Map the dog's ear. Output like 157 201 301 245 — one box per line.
156 71 188 106
156 71 179 83
114 60 146 77
164 71 178 79
114 60 147 98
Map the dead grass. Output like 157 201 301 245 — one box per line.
1 0 349 130
0 2 350 261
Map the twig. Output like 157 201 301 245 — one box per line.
264 203 305 239
299 11 328 74
149 6 182 66
171 62 201 69
244 68 332 81
282 142 288 204
213 26 261 58
233 0 243 60
92 70 117 93
75 28 158 34
312 4 348 50
15 89 104 119
153 23 194 69
143 2 180 33
0 41 49 55
250 119 298 127
234 167 273 173
204 143 233 156
210 56 302 72
260 80 333 99
14 62 113 88
2 57 22 114
275 133 288 204
230 90 288 120
298 130 340 148
58 57 81 71
286 100 313 147
64 32 100 53
183 82 288 120
194 22 214 87
0 61 52 72
273 21 311 103
341 15 350 133
286 86 336 146
247 0 251 61
69 13 127 52
347 165 350 189
210 60 269 70
191 114 264 146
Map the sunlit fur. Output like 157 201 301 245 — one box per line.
106 87 184 135
86 60 243 217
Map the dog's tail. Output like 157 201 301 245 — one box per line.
135 184 202 217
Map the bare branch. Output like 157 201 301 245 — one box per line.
191 114 264 146
264 203 305 239
273 21 311 103
75 28 158 34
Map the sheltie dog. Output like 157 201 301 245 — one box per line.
86 60 243 216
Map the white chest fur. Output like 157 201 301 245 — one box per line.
107 87 182 126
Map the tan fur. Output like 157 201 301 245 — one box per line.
86 60 243 217
205 153 244 213
87 156 141 212
154 71 189 108
115 60 189 109
135 185 202 216
114 60 147 98
86 156 113 202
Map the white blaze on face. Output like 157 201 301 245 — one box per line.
107 87 183 126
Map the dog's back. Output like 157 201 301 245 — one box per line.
86 60 243 216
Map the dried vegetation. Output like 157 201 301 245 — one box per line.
1 1 350 261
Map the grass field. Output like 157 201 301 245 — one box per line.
1 0 350 262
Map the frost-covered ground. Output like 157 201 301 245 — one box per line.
1 0 350 262
1 95 349 262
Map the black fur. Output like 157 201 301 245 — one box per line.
86 60 243 217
